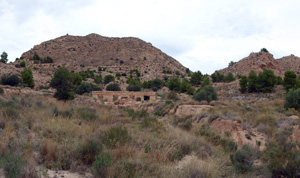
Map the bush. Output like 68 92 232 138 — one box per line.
91 153 112 178
106 83 121 91
126 84 141 91
102 127 130 148
230 144 254 173
285 88 300 110
0 87 3 94
194 85 218 103
74 82 101 95
1 74 22 86
94 75 102 84
167 91 179 101
77 108 98 120
20 61 26 67
1 154 25 178
104 75 115 84
79 139 102 165
3 108 19 119
262 129 300 177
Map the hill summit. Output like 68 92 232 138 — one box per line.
20 33 188 81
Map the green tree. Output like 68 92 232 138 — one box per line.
228 61 236 67
239 75 248 93
180 78 194 94
190 71 203 85
260 48 269 53
247 70 258 93
201 76 210 88
104 75 115 84
225 72 236 82
167 77 181 92
0 51 8 63
283 70 297 91
50 66 74 100
21 68 34 88
257 69 276 93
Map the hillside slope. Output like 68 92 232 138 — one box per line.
219 52 284 76
277 54 300 75
20 33 188 81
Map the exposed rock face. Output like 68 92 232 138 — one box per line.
277 55 300 75
20 33 187 81
219 52 284 76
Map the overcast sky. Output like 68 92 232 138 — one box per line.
0 0 300 74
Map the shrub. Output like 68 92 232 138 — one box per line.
94 75 102 84
104 75 115 84
3 108 19 119
167 91 179 101
79 139 102 165
126 84 141 91
1 74 22 86
74 82 101 95
194 85 217 103
1 154 25 178
262 129 300 177
53 107 73 118
230 144 254 173
20 61 26 67
284 88 300 110
91 153 112 178
102 127 130 148
106 83 121 91
77 108 98 120
0 87 3 94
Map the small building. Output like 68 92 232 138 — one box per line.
92 91 156 105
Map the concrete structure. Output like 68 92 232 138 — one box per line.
92 91 156 105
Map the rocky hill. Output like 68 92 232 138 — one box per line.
219 51 285 76
277 54 300 75
19 33 187 81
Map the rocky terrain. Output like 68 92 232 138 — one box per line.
18 33 187 82
219 51 285 76
277 54 300 75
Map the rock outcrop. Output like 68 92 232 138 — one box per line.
219 52 284 76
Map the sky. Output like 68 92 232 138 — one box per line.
0 0 300 74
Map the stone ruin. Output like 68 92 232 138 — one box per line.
92 91 156 105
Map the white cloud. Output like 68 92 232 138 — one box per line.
1 0 300 74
